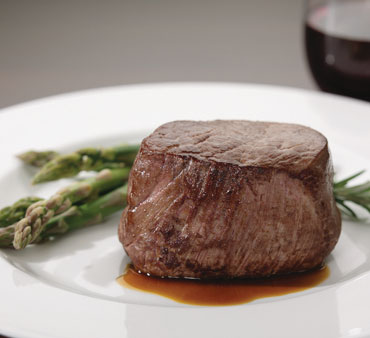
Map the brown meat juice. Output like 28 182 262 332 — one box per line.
117 265 329 306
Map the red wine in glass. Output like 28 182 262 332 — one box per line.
305 1 370 102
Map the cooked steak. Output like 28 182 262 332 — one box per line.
119 120 341 278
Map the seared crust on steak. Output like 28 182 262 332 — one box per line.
119 120 341 278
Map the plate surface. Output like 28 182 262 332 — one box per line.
0 83 370 338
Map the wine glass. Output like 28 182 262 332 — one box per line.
304 0 370 102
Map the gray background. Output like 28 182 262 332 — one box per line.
0 0 313 109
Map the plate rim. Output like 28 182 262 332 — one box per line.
2 81 370 115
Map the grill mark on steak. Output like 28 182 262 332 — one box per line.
120 120 341 278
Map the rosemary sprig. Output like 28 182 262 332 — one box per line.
334 170 370 219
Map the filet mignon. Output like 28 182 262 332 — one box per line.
119 120 341 278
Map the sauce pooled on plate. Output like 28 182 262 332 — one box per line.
117 264 329 306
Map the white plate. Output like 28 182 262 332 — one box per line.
0 83 370 338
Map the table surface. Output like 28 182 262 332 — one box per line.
0 0 314 110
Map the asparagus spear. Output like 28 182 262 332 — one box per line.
0 197 42 227
0 185 127 247
17 151 59 168
13 168 130 249
38 184 127 241
32 144 139 184
0 226 15 248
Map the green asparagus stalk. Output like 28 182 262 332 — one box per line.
0 185 127 247
0 197 43 227
17 151 59 167
0 226 15 248
32 144 139 184
13 167 130 249
38 184 127 241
